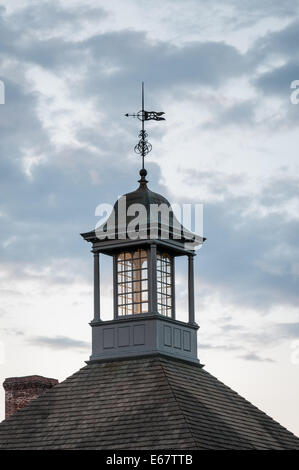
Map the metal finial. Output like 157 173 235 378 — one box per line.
125 82 165 171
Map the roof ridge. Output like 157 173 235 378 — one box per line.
157 357 198 450
161 357 299 447
1 357 298 449
198 367 299 440
161 356 298 435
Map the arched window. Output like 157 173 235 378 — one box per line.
117 249 148 316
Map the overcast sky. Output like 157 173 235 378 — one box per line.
0 0 299 435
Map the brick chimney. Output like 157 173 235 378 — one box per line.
3 375 58 419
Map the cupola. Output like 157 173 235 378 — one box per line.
81 84 205 364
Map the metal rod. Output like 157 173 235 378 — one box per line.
142 82 145 169
125 83 164 171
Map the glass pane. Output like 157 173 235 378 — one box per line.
132 269 142 281
117 261 124 272
124 260 132 271
133 292 142 303
127 304 133 314
141 269 147 280
133 303 142 314
116 249 148 316
142 291 148 302
156 252 173 318
132 281 142 291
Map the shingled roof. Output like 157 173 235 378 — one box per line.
0 355 298 450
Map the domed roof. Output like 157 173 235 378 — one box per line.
123 182 171 210
82 169 204 249
112 169 172 226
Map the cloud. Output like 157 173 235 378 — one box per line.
274 323 299 339
259 175 299 207
0 1 298 346
28 335 89 351
182 169 246 197
0 0 298 436
0 328 24 336
0 2 251 275
198 340 276 363
226 0 297 27
208 100 257 128
198 342 242 351
253 20 299 61
238 352 275 363
9 3 107 35
254 61 299 97
249 20 299 120
183 171 299 311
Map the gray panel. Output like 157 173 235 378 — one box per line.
103 328 114 349
90 316 199 364
173 328 181 349
183 330 191 351
118 326 130 347
164 325 172 347
133 324 145 345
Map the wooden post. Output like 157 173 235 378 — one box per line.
113 254 118 319
188 254 195 324
171 256 176 319
149 243 158 314
93 252 100 321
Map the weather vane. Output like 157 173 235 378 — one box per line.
125 82 165 170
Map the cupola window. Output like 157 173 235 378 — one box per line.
117 249 148 316
157 252 173 317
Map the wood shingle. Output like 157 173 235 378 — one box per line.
0 355 298 450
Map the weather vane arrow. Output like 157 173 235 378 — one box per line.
125 82 165 170
125 111 165 121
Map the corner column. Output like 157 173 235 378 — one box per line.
93 252 100 321
188 254 195 324
171 256 176 319
149 243 158 314
113 254 118 319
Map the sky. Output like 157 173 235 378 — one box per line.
0 0 299 436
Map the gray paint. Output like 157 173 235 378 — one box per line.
188 254 195 324
89 315 199 364
113 254 118 319
93 253 100 321
82 182 204 364
149 243 158 315
171 256 175 319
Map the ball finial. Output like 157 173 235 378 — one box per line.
138 168 148 187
